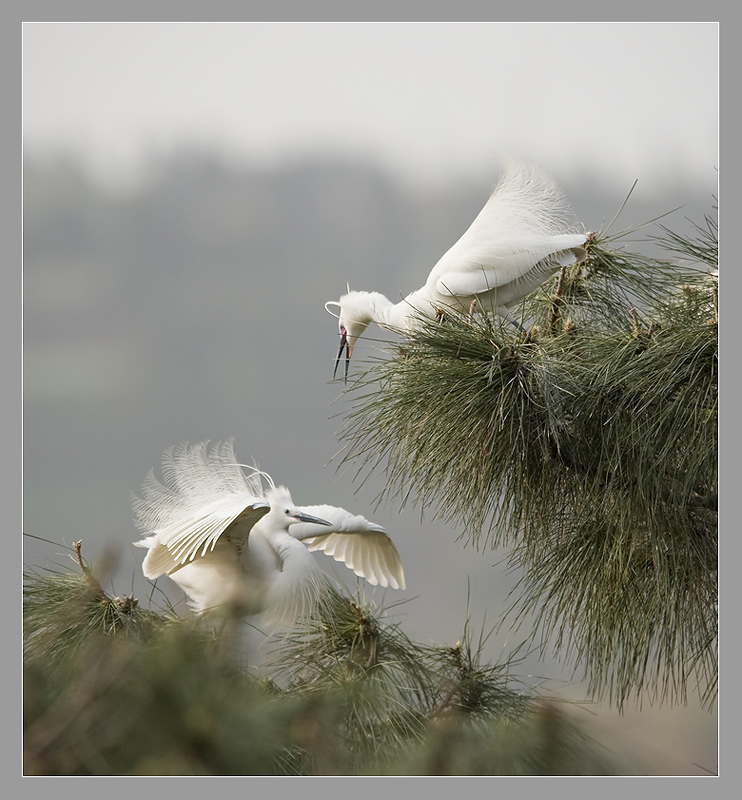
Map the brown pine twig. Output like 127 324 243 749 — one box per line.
72 539 108 600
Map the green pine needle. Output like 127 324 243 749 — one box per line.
335 201 718 711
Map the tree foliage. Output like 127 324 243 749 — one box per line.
336 203 718 711
23 551 615 775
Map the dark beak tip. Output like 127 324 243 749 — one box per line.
333 330 351 382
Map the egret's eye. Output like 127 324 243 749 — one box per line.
284 509 291 515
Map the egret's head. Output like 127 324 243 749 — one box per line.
324 291 375 381
266 486 332 530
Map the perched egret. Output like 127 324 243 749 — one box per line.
326 158 590 378
133 441 405 625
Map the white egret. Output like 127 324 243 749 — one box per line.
133 441 405 626
326 158 590 378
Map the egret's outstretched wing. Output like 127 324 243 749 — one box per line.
133 440 270 578
290 505 406 590
303 530 406 590
135 497 269 578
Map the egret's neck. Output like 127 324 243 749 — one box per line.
399 287 437 325
361 292 413 331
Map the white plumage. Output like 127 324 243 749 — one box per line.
290 507 404 590
326 158 589 376
133 441 405 625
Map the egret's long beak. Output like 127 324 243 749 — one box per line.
292 511 332 526
333 326 351 382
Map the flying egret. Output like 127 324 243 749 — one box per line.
326 158 590 378
133 441 405 626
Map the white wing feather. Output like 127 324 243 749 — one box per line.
290 504 406 590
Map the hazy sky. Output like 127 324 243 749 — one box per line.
23 22 718 189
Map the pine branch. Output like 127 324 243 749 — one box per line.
334 199 718 711
24 550 617 774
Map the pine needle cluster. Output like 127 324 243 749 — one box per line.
337 203 718 711
23 550 615 775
